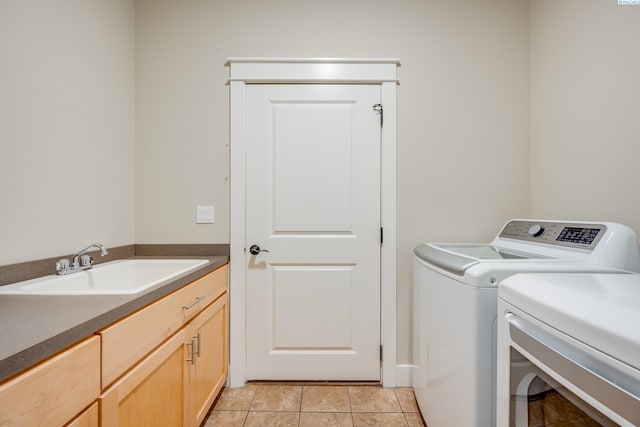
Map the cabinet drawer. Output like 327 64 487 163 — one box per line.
0 336 100 426
100 264 228 388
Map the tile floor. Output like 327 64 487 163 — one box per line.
202 384 426 426
527 390 602 427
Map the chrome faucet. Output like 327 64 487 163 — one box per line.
56 243 109 275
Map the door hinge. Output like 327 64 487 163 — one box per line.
380 227 384 244
373 104 383 127
380 345 383 361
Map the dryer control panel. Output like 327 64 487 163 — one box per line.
498 220 606 250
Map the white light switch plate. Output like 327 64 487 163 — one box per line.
196 205 214 224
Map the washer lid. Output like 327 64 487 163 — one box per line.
499 273 640 370
434 244 549 260
413 243 549 275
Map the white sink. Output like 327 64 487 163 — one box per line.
0 259 210 295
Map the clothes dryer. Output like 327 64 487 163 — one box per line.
497 273 640 426
413 219 640 427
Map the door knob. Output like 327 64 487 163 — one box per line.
249 244 269 255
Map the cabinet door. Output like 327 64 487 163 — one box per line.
65 402 98 427
100 331 187 427
186 292 228 427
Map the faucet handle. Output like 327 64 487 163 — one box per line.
56 258 70 272
80 255 93 267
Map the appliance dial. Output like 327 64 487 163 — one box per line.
528 224 545 237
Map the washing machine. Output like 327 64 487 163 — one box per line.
497 273 640 426
412 219 640 427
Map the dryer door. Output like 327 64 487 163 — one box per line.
504 311 640 426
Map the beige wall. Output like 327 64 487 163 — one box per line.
135 0 531 364
530 0 640 238
0 1 136 265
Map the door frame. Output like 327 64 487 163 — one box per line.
227 58 399 387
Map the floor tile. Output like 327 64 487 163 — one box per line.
214 385 257 410
301 385 351 412
528 398 544 427
250 385 303 411
244 411 300 427
202 384 425 427
542 391 588 424
394 387 420 413
348 386 402 413
352 412 408 426
404 412 427 427
299 412 354 426
203 410 247 427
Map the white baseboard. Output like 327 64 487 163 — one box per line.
395 364 415 387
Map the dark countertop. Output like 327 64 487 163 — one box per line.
0 255 228 384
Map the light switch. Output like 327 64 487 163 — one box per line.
196 206 214 224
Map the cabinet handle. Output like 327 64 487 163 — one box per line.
182 295 205 310
186 339 196 365
194 333 201 357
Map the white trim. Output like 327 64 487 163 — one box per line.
229 80 247 387
380 81 397 387
229 58 399 387
396 364 416 387
226 57 401 64
227 78 399 84
227 58 399 84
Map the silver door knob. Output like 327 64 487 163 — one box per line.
249 245 269 255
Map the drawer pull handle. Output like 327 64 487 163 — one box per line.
186 340 196 365
182 296 205 310
194 333 201 357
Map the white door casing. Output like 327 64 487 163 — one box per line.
228 58 399 387
245 84 381 380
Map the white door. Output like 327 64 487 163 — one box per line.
245 84 381 380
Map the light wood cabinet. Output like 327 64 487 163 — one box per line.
65 402 98 427
185 292 228 427
99 264 228 427
100 265 228 388
0 336 100 427
0 264 227 427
